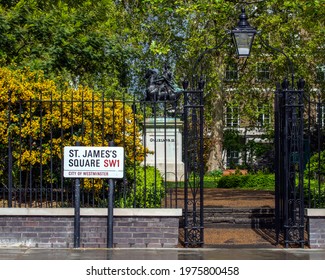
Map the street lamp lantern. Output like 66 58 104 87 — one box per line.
231 8 257 58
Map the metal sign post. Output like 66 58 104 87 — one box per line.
107 178 114 248
107 141 116 248
63 144 124 249
73 142 81 248
74 177 81 248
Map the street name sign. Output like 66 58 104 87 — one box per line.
63 146 124 178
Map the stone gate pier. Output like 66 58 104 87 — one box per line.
143 118 184 182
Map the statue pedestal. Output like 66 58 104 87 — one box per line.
144 118 184 182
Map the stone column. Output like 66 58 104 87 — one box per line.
143 118 184 181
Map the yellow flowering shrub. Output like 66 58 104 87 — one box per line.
0 67 145 190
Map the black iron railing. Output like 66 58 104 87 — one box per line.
0 96 188 209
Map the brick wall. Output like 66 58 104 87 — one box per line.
0 208 181 248
306 209 325 248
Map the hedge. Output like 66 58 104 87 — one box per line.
217 174 275 191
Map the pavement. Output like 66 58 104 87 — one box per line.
0 247 325 260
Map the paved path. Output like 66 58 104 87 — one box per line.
0 248 324 260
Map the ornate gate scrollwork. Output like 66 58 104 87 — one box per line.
183 79 205 247
275 78 305 248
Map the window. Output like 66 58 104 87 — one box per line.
257 63 270 81
226 106 239 128
225 63 238 81
316 65 325 82
226 150 240 168
257 105 271 127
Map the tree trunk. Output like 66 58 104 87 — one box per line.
206 95 224 172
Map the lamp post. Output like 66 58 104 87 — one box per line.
193 8 256 74
194 7 295 88
231 8 257 58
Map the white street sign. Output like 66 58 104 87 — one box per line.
63 146 124 178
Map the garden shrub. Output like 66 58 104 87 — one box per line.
0 67 145 191
204 169 222 187
217 174 248 189
217 173 275 191
304 150 325 207
244 174 275 190
305 150 325 179
115 165 164 208
304 179 325 208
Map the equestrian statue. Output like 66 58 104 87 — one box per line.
144 65 183 102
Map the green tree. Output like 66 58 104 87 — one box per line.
0 0 134 97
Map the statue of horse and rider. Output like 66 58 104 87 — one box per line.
144 65 183 102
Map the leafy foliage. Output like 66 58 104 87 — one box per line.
223 129 245 152
305 178 325 208
0 0 134 96
0 1 324 202
217 173 275 191
116 165 164 208
205 169 223 184
305 150 325 179
0 67 145 190
223 129 274 171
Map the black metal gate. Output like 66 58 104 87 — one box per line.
274 78 306 248
275 77 325 248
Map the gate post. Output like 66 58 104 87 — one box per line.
275 78 306 248
183 78 205 247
